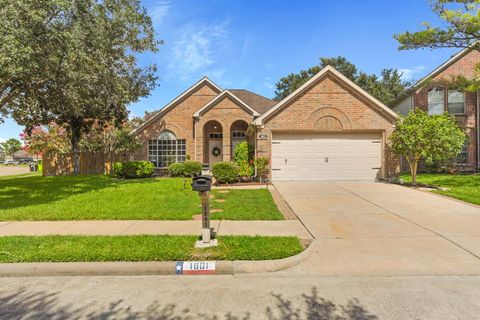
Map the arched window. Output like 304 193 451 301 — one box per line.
158 130 177 140
148 130 186 168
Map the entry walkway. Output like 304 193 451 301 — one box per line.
0 220 312 238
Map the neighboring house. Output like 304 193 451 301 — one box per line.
12 150 34 162
391 48 480 169
132 66 398 181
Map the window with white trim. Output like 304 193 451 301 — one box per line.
148 130 186 168
428 87 444 115
447 90 465 114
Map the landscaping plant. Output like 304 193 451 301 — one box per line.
112 161 154 179
254 157 270 182
390 109 466 185
168 161 202 177
212 162 238 184
233 142 254 180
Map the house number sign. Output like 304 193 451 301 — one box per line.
175 261 216 275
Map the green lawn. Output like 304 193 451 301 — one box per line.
0 235 302 262
0 175 283 220
401 173 480 205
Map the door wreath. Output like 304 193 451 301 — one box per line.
212 146 221 157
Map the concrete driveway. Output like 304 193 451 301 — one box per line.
274 181 480 276
0 165 30 176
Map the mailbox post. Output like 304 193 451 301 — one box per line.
192 175 217 247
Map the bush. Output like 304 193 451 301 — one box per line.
168 161 202 177
254 157 269 181
167 163 184 177
233 142 254 164
182 161 202 177
112 161 154 179
237 161 254 177
212 162 238 184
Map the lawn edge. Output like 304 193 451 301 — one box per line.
394 182 480 209
0 240 316 277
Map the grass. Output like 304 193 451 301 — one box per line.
400 173 480 205
0 175 283 220
0 235 303 262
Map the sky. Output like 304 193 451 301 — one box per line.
0 0 460 141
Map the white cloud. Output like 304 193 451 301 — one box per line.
149 1 171 27
168 20 230 80
398 65 426 81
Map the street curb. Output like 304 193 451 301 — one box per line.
0 241 316 277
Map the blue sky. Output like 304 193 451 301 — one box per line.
0 0 459 142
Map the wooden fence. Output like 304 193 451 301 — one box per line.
42 151 135 176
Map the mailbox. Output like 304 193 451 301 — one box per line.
191 175 212 192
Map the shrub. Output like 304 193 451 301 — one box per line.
182 161 202 177
237 161 254 178
254 157 269 181
233 142 254 164
168 161 202 177
112 161 154 179
167 163 184 177
212 162 238 184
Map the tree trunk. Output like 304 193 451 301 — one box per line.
70 124 82 175
407 158 418 186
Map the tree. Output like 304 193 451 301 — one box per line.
23 123 70 156
394 1 480 90
389 109 466 185
0 0 160 174
0 138 22 157
394 1 480 51
80 119 141 173
273 56 412 106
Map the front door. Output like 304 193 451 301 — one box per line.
208 133 223 164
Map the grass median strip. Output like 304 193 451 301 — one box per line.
0 235 303 263
401 173 480 206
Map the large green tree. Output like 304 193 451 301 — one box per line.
273 56 412 106
0 0 160 174
0 138 22 157
390 109 466 185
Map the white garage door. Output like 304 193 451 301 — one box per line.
271 132 382 181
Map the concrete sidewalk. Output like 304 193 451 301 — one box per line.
0 220 312 239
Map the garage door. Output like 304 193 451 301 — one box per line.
271 132 382 181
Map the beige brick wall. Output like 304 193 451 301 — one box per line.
134 83 220 162
256 74 398 179
195 95 254 163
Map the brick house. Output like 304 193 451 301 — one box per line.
132 66 398 181
392 47 480 169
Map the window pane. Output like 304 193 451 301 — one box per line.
448 90 465 114
456 142 468 164
428 87 444 115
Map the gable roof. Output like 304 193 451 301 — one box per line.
193 90 260 118
228 89 277 114
131 77 222 135
254 65 397 125
391 45 476 108
414 46 472 88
